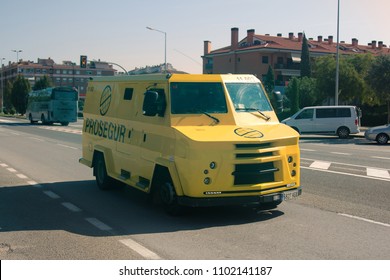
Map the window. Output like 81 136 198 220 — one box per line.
262 56 269 64
296 109 314 119
226 83 272 112
124 88 133 100
171 82 227 114
316 108 351 118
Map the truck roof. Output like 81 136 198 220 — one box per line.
90 73 259 83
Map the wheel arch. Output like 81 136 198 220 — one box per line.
150 159 184 196
91 146 114 177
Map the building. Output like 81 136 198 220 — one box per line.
128 63 187 75
202 27 390 91
0 57 116 103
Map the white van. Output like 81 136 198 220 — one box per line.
281 106 361 138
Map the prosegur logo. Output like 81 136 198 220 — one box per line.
99 85 112 116
234 127 264 138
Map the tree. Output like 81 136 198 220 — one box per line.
313 55 365 104
367 55 390 123
33 75 53 90
300 33 311 78
11 75 31 114
263 65 275 94
287 77 300 115
3 80 14 113
297 77 318 107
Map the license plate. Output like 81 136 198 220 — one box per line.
282 189 301 201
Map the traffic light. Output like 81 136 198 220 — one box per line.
80 55 87 68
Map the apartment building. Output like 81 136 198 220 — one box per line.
202 27 389 91
0 58 116 99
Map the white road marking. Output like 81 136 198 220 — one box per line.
331 152 351 156
371 156 390 160
29 137 45 142
43 191 61 199
61 202 82 212
301 166 390 182
367 168 390 179
85 218 112 231
0 163 8 167
119 239 161 260
309 161 331 170
27 181 42 188
6 168 17 173
57 144 78 150
16 174 28 179
300 148 316 152
338 213 390 228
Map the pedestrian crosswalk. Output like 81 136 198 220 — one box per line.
302 158 390 181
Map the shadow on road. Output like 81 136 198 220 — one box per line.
0 180 284 237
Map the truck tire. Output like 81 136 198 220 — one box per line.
94 153 114 190
159 182 183 215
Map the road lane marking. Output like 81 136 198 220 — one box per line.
371 156 390 160
338 213 390 228
28 137 45 142
300 148 316 152
331 152 351 156
366 168 390 179
6 168 17 173
57 144 78 150
43 191 61 199
61 202 82 212
309 161 331 170
27 181 42 188
0 163 9 167
119 239 161 260
85 218 112 231
301 166 390 182
16 174 28 179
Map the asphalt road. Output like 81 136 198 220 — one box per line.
0 116 389 260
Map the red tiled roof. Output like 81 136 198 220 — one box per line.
209 33 390 56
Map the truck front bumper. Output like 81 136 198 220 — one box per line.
177 187 302 207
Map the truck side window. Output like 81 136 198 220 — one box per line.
124 88 133 100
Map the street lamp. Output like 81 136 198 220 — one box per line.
11 49 22 63
1 57 4 113
335 0 340 105
146 26 167 73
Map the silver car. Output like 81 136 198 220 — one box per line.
364 124 390 144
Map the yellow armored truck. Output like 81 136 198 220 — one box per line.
80 74 301 214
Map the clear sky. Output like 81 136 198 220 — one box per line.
1 0 389 74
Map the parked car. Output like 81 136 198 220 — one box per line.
281 106 361 138
364 124 390 144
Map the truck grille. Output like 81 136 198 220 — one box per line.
232 162 278 185
233 142 278 185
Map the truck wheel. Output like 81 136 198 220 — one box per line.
94 153 113 190
159 182 183 215
337 126 350 138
